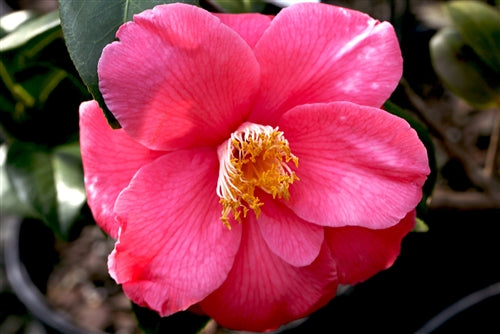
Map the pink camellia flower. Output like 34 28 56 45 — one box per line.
80 2 430 331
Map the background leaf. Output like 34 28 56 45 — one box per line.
0 11 60 52
0 144 35 217
4 141 86 239
0 10 37 38
58 0 198 128
0 11 89 146
430 27 500 109
446 0 500 73
5 141 57 228
209 0 265 13
52 143 86 233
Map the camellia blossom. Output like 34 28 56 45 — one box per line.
80 2 430 331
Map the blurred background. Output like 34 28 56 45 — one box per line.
1 0 499 333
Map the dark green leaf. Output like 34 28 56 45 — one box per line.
447 1 500 73
52 143 86 235
0 63 84 146
0 11 60 52
430 27 500 109
384 101 437 214
5 141 58 227
132 303 210 334
0 10 37 38
210 0 265 13
59 0 198 128
4 141 86 239
0 144 35 217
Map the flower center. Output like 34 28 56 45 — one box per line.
217 122 299 229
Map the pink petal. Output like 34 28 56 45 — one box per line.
199 219 337 332
250 2 402 125
213 13 273 48
278 102 429 229
326 211 416 284
257 192 324 267
79 100 163 238
98 3 260 151
111 148 242 316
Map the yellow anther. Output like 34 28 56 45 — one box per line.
216 122 299 228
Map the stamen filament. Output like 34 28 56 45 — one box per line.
216 122 298 228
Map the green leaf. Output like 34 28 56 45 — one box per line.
210 0 265 13
0 144 35 217
413 217 429 233
5 141 58 234
430 27 500 109
4 141 86 239
0 11 60 52
0 10 37 38
384 101 437 214
59 0 198 128
447 1 500 73
52 143 86 234
132 303 210 334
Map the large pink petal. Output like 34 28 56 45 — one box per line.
199 219 337 332
250 2 402 125
213 13 273 48
326 211 416 285
79 100 163 238
257 192 324 267
98 3 260 151
111 148 242 316
278 102 429 229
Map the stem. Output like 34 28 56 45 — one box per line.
400 78 500 204
0 60 35 107
414 281 500 334
484 106 500 177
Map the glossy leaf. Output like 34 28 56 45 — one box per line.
59 0 198 128
0 10 37 38
52 143 87 234
209 0 265 13
0 62 85 145
430 27 500 109
4 141 86 239
0 144 35 217
5 142 57 227
0 11 60 52
447 1 500 73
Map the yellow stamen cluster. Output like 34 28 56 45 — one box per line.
216 123 299 229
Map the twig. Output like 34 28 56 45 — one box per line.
484 107 500 177
414 281 500 334
429 188 499 210
400 78 500 205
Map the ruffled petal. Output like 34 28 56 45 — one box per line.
257 193 324 267
326 211 416 284
250 2 402 125
111 148 242 316
79 100 163 238
278 102 429 229
98 3 260 151
213 13 273 48
200 219 337 332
